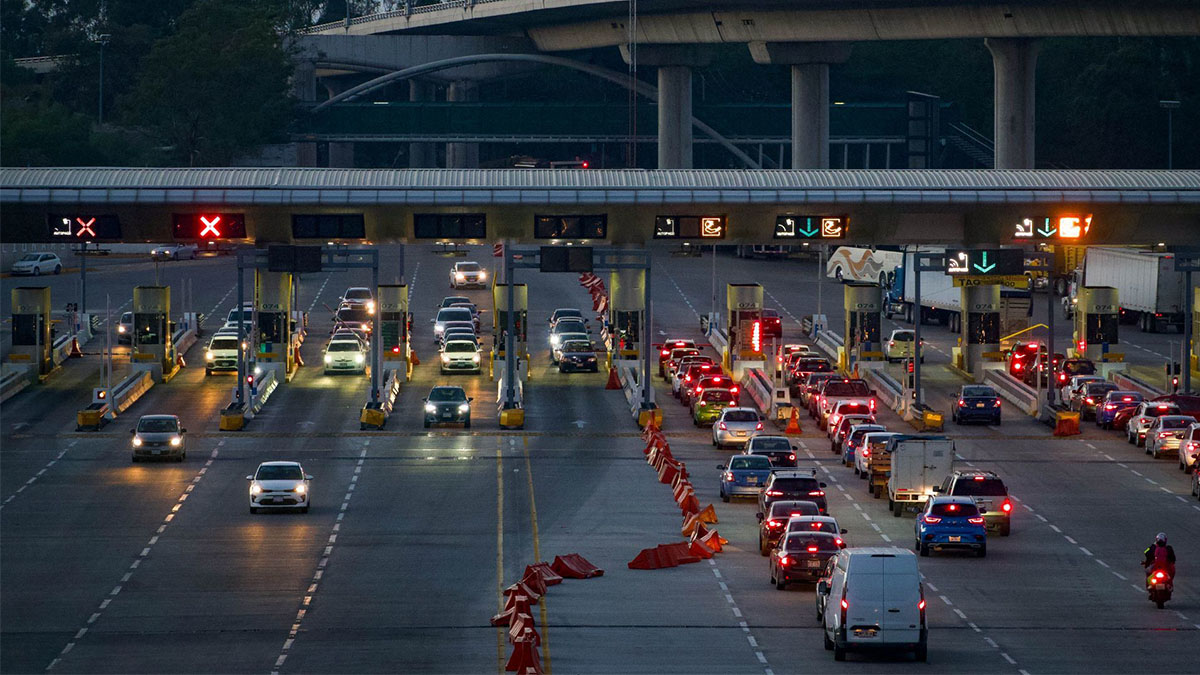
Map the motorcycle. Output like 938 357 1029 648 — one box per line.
1145 566 1174 609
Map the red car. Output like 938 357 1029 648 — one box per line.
1006 341 1041 379
761 309 783 339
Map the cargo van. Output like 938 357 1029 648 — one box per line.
818 547 926 662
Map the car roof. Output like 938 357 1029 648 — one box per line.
750 435 789 443
444 339 477 345
258 461 301 467
430 385 465 393
772 469 818 478
139 414 178 421
1157 415 1197 422
930 495 977 505
455 261 481 267
721 407 758 414
951 469 1002 480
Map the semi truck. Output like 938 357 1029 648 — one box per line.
1063 247 1187 333
884 250 1032 335
886 436 955 517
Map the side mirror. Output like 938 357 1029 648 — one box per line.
181 428 187 434
840 528 849 534
819 482 827 488
933 486 944 494
421 398 427 402
756 513 764 522
817 581 830 595
130 429 136 434
305 475 314 480
717 464 726 470
792 445 800 451
468 397 474 402
429 318 435 323
245 475 254 480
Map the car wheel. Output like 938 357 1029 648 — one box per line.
423 419 430 428
824 631 834 651
776 576 787 590
173 252 179 261
249 506 258 514
131 453 139 463
833 644 846 661
914 640 928 663
893 501 903 517
464 419 471 429
32 267 40 276
994 416 1002 426
54 265 62 274
1001 524 1011 537
300 505 309 513
977 545 987 558
721 490 730 503
919 542 929 556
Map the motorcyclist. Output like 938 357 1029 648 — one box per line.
1142 532 1177 581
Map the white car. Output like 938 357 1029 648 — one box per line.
1062 375 1106 403
440 339 482 374
130 414 187 462
341 287 375 314
826 399 874 437
785 515 847 538
10 252 63 276
1179 423 1200 472
884 329 924 363
117 311 134 344
712 407 764 449
551 332 588 363
1126 401 1182 446
247 461 311 513
150 244 197 261
1145 415 1197 458
855 431 900 478
204 333 244 375
550 308 586 328
550 320 588 349
449 261 487 289
324 335 367 374
433 307 475 338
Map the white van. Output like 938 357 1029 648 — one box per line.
818 547 926 662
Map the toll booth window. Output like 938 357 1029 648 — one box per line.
414 214 486 239
611 310 640 347
133 314 164 345
258 313 286 344
292 215 366 239
967 313 1000 345
1086 314 1119 345
534 215 607 239
848 313 881 347
11 315 40 346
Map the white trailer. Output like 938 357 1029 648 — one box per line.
1066 247 1187 332
886 436 955 517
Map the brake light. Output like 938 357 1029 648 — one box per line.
661 349 670 356
1159 431 1174 439
719 422 727 430
957 399 966 407
922 515 942 524
725 472 734 482
788 454 796 461
1086 397 1094 405
973 475 985 481
809 522 822 529
948 503 958 511
1014 363 1023 371
835 538 844 548
1104 404 1117 410
1154 571 1167 580
869 399 876 412
755 422 763 430
731 386 739 394
919 599 926 611
968 516 985 525
1001 500 1012 513
993 399 1002 408
685 375 692 382
840 597 848 612
889 341 894 347
767 519 783 528
1058 373 1067 382
861 448 870 457
808 490 825 497
766 489 783 496
1122 397 1134 402
806 545 819 553
778 555 789 565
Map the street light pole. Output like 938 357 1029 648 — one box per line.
96 34 111 124
1160 100 1180 170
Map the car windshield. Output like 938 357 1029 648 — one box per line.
437 308 473 323
441 297 469 307
751 437 791 451
724 410 759 423
1084 383 1116 394
701 390 733 403
822 381 870 397
20 254 40 261
1107 392 1142 404
443 331 476 341
930 502 980 517
257 465 303 481
962 386 997 398
1063 361 1096 375
806 373 836 385
562 342 592 352
345 289 371 300
1145 405 1180 418
773 477 819 492
950 478 1008 497
891 331 915 342
1160 417 1196 429
450 303 476 313
445 342 477 352
672 349 699 359
796 359 831 372
557 333 588 343
784 533 839 551
730 456 771 470
137 418 178 433
771 501 818 517
210 338 239 351
121 312 132 323
792 520 838 534
554 322 586 334
836 404 872 416
848 427 883 443
337 308 370 323
554 310 582 320
763 309 779 318
458 263 481 272
428 388 466 402
328 341 360 352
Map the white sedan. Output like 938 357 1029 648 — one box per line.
248 461 312 513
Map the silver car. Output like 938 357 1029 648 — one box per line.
131 414 187 462
1180 423 1200 472
712 407 764 449
1126 402 1182 446
247 461 312 513
1145 415 1198 458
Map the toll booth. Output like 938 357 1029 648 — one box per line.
727 283 764 375
378 284 409 379
1073 286 1119 362
610 270 645 360
492 282 528 378
961 285 1001 376
1192 287 1198 377
254 271 294 379
9 287 52 375
843 282 883 370
131 286 174 380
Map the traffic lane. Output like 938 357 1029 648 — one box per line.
0 436 225 674
277 436 500 674
114 339 235 436
47 437 359 674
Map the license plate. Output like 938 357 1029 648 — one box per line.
746 476 758 485
976 403 985 408
948 536 961 542
152 449 162 455
735 431 746 437
442 413 453 419
1155 584 1167 590
853 628 878 637
805 560 821 568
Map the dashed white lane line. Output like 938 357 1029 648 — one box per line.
46 444 222 671
305 272 334 313
665 272 701 320
707 556 772 675
1 441 76 509
205 284 237 327
270 442 369 675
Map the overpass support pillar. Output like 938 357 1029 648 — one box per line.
446 80 479 169
409 81 437 168
750 42 851 169
620 45 711 169
293 61 319 167
985 38 1040 169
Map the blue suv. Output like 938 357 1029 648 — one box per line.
914 496 987 557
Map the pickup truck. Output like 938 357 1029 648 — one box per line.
815 378 875 424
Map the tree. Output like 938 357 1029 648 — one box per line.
122 0 295 165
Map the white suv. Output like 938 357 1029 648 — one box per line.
204 333 243 375
10 252 62 276
449 261 487 289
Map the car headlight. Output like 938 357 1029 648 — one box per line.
550 336 561 346
425 403 437 413
295 483 306 494
170 437 182 447
354 354 365 364
477 270 486 280
472 354 480 362
250 483 262 495
366 301 375 313
118 325 127 334
458 403 470 413
324 354 332 364
206 351 215 361
434 324 445 334
441 354 451 363
132 436 143 447
456 272 465 281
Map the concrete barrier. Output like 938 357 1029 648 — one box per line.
111 370 154 415
983 366 1041 416
616 360 659 427
860 364 904 413
813 330 843 363
172 326 198 360
1111 369 1164 399
0 365 32 404
245 367 278 418
360 368 402 430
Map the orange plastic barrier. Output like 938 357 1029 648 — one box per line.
550 553 605 579
525 563 563 587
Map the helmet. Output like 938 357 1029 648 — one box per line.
1155 532 1167 544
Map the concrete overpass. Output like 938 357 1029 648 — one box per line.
2 167 1197 246
301 1 1200 172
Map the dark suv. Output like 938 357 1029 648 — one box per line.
759 470 828 514
756 499 820 555
423 386 472 428
936 470 1012 536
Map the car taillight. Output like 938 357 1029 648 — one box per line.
1086 397 1094 405
1059 373 1067 382
788 454 796 461
1154 571 1167 580
778 555 790 565
725 472 735 481
755 422 763 431
957 399 966 407
1001 500 1012 513
766 489 783 496
869 399 876 412
918 599 926 611
1160 431 1174 438
731 386 739 394
1104 404 1117 410
1014 363 1023 371
719 422 727 430
768 519 783 528
993 399 1002 407
661 349 670 356
831 415 841 426
685 375 692 382
889 341 894 347
968 516 985 525
922 515 942 524
861 448 870 457
840 595 848 620
835 538 844 548
808 490 825 497
806 545 819 553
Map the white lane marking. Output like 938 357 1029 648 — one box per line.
306 272 335 313
1 444 73 510
1078 547 1093 557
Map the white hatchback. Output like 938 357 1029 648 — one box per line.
10 252 63 276
248 462 311 513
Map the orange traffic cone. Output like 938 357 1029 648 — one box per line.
410 350 420 366
785 407 802 434
605 366 622 390
69 337 82 358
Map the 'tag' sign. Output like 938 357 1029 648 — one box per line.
1013 214 1093 241
48 214 122 240
172 213 247 240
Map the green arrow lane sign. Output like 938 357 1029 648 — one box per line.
1037 217 1057 238
973 251 997 273
799 218 818 237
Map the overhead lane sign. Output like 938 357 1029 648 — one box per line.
654 216 726 239
48 214 122 240
774 215 847 239
944 249 1024 276
1012 214 1093 241
172 213 247 240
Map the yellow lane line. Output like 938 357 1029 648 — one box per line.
523 435 551 675
496 437 505 674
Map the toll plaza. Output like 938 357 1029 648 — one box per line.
842 281 883 371
130 286 176 382
725 283 763 377
8 287 52 376
1072 286 1120 362
377 284 410 379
